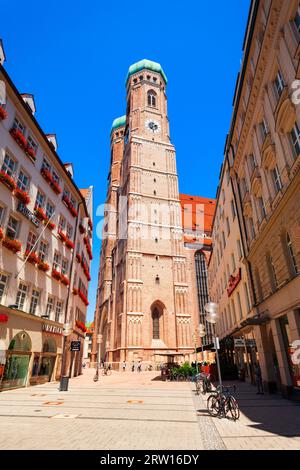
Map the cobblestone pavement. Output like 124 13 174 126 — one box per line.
0 370 300 450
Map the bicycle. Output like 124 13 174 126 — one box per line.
207 385 240 421
193 373 212 395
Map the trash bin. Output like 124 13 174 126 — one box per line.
60 376 69 391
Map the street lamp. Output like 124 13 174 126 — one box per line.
94 334 103 382
199 322 206 363
204 302 222 390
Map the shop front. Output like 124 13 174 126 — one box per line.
0 331 32 390
30 336 60 385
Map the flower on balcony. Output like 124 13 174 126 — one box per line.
75 320 87 333
88 218 93 230
51 269 62 281
82 264 91 282
83 236 88 246
41 167 53 184
79 224 86 235
3 236 22 253
0 170 16 192
25 145 36 161
34 207 47 221
58 230 67 243
61 274 70 286
38 260 50 272
45 220 56 231
73 287 78 295
24 250 39 264
86 244 93 260
0 106 8 121
65 238 74 250
51 180 62 195
0 227 3 241
10 128 27 150
78 290 89 306
62 194 78 217
14 188 30 205
76 253 82 264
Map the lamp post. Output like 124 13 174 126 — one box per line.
204 302 222 390
94 334 102 382
192 333 198 374
199 322 206 364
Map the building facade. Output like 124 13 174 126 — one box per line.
212 0 300 397
0 43 93 390
93 60 201 368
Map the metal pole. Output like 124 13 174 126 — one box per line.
214 335 223 390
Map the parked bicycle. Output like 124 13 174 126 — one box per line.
207 384 240 421
193 372 212 395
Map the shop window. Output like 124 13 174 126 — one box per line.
0 273 8 304
15 283 28 311
17 169 30 191
2 153 17 177
29 289 40 316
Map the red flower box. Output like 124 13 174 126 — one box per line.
52 269 62 281
41 167 53 184
58 230 67 243
86 244 93 260
25 145 36 161
38 260 50 272
62 194 78 217
0 314 8 323
10 128 27 150
61 275 70 286
0 228 3 241
0 106 8 121
35 207 47 221
65 238 74 250
0 170 16 192
45 220 56 231
24 250 39 264
3 236 22 253
14 188 30 205
73 287 78 295
51 180 62 195
88 218 93 230
76 320 87 333
76 253 82 263
78 290 89 306
79 224 86 234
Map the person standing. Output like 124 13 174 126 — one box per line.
131 361 135 372
122 361 126 372
137 361 142 373
254 362 264 394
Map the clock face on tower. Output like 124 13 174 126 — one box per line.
145 119 161 134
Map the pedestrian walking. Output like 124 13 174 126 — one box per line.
122 361 126 372
137 361 142 373
254 362 264 394
131 361 135 372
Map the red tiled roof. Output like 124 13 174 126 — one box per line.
179 193 216 246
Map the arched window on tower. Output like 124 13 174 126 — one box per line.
152 308 160 339
147 90 157 108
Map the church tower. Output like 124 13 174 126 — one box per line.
93 60 196 366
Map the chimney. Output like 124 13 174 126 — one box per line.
64 163 74 178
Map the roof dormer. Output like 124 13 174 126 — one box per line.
64 163 74 179
21 94 36 114
0 39 6 65
46 134 58 151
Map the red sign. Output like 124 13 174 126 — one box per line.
0 314 8 323
227 268 242 297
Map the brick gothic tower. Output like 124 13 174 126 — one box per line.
93 60 195 366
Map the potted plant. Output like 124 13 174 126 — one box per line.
0 170 16 192
51 180 62 194
0 106 7 120
51 269 62 281
61 275 70 286
25 145 36 161
45 220 56 231
65 238 74 250
58 230 67 243
3 236 22 253
24 250 39 264
34 207 47 221
10 128 27 150
79 223 86 234
14 187 30 205
38 260 50 272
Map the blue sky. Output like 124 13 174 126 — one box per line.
1 0 250 321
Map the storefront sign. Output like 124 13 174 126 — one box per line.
71 341 81 352
234 338 245 348
246 339 256 347
0 314 8 323
227 268 242 297
17 203 40 227
42 323 63 335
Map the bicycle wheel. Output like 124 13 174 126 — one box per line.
226 396 240 421
106 368 112 376
207 394 221 417
195 380 201 395
101 369 106 376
